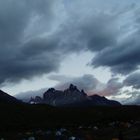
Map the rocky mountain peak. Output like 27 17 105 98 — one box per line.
46 88 56 93
27 84 121 106
68 84 79 91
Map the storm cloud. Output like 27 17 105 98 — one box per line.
57 0 140 75
0 0 140 90
123 72 140 89
122 91 140 105
0 0 63 85
91 31 140 74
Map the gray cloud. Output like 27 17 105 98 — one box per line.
92 4 140 75
0 0 62 85
49 74 100 93
15 87 47 102
80 14 119 52
122 91 140 105
96 78 123 96
55 9 120 53
131 94 140 105
0 0 140 87
57 1 140 75
91 32 140 74
123 72 140 89
63 1 140 75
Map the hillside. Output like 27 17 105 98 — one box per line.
0 90 21 104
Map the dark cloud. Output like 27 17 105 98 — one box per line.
0 0 62 85
0 0 140 87
0 0 54 44
91 32 140 74
0 0 89 85
55 11 120 53
123 72 140 89
63 1 140 75
56 1 140 75
88 5 140 75
122 91 140 105
80 14 119 52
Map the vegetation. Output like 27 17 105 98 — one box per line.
0 103 140 131
0 103 140 139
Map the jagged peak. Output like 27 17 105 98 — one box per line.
47 88 56 93
81 89 85 93
69 84 78 91
81 89 87 96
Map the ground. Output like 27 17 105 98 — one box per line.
0 103 140 140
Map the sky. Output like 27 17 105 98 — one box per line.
0 0 140 104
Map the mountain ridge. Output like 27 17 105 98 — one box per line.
29 84 121 107
0 84 121 106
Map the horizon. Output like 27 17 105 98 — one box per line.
0 0 140 105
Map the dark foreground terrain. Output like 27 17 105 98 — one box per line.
0 103 140 140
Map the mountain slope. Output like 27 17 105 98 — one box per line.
0 90 21 104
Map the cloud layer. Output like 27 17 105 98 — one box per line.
49 74 100 92
49 74 123 97
0 0 140 84
124 72 140 89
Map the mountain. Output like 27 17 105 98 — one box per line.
0 90 21 104
42 84 87 106
30 84 121 107
63 94 121 107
